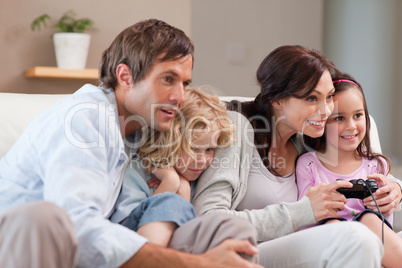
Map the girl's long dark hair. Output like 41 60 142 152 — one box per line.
304 73 391 175
227 45 339 172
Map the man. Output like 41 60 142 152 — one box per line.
0 19 261 267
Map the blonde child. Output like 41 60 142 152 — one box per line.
111 88 234 247
297 73 402 267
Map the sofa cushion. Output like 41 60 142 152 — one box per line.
0 93 68 157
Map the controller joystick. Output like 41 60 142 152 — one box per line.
336 179 378 199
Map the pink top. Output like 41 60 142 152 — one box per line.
296 152 392 224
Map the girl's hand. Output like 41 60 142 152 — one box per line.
305 181 350 222
147 177 161 189
363 173 402 217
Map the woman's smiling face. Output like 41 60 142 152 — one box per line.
275 69 335 138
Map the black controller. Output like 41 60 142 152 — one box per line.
336 179 378 199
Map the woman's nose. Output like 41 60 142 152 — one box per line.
319 103 332 117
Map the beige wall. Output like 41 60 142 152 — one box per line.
0 0 191 94
191 0 324 97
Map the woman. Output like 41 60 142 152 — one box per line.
193 45 402 267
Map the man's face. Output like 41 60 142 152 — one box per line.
120 55 193 133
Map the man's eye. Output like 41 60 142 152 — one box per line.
163 77 172 83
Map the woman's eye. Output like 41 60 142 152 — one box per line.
327 94 334 101
306 96 317 102
354 113 363 119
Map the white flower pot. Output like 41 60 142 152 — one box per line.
53 32 91 69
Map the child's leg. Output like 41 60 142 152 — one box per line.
121 193 196 247
137 221 178 247
359 213 402 268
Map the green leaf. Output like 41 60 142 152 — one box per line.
31 14 51 31
31 10 94 33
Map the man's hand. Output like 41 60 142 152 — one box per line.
201 239 262 268
121 239 262 268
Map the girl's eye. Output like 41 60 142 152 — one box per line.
335 116 344 121
354 113 364 119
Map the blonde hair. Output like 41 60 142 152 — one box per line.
139 88 234 173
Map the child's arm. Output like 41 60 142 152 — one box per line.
295 156 316 200
148 170 191 201
176 175 191 202
151 167 181 195
364 158 402 216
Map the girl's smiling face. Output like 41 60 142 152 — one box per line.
174 130 219 182
325 86 366 153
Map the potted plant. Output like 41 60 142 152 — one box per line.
31 10 95 69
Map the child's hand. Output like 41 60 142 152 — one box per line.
363 173 401 216
151 167 181 195
152 167 178 181
177 175 191 201
147 177 161 189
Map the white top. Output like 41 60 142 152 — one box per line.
236 147 297 211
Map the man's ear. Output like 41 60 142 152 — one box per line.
116 64 133 88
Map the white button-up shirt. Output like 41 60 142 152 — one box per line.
0 84 147 268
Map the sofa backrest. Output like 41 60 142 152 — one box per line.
0 92 382 157
0 93 68 157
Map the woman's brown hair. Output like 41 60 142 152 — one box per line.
228 45 339 172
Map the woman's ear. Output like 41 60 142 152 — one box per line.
116 64 133 88
271 99 284 110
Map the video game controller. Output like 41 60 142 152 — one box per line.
336 179 378 199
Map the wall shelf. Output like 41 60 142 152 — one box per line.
25 66 98 80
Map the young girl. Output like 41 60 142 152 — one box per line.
297 73 402 267
111 88 234 247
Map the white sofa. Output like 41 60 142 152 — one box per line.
0 92 400 232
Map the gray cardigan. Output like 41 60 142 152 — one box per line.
192 111 316 242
